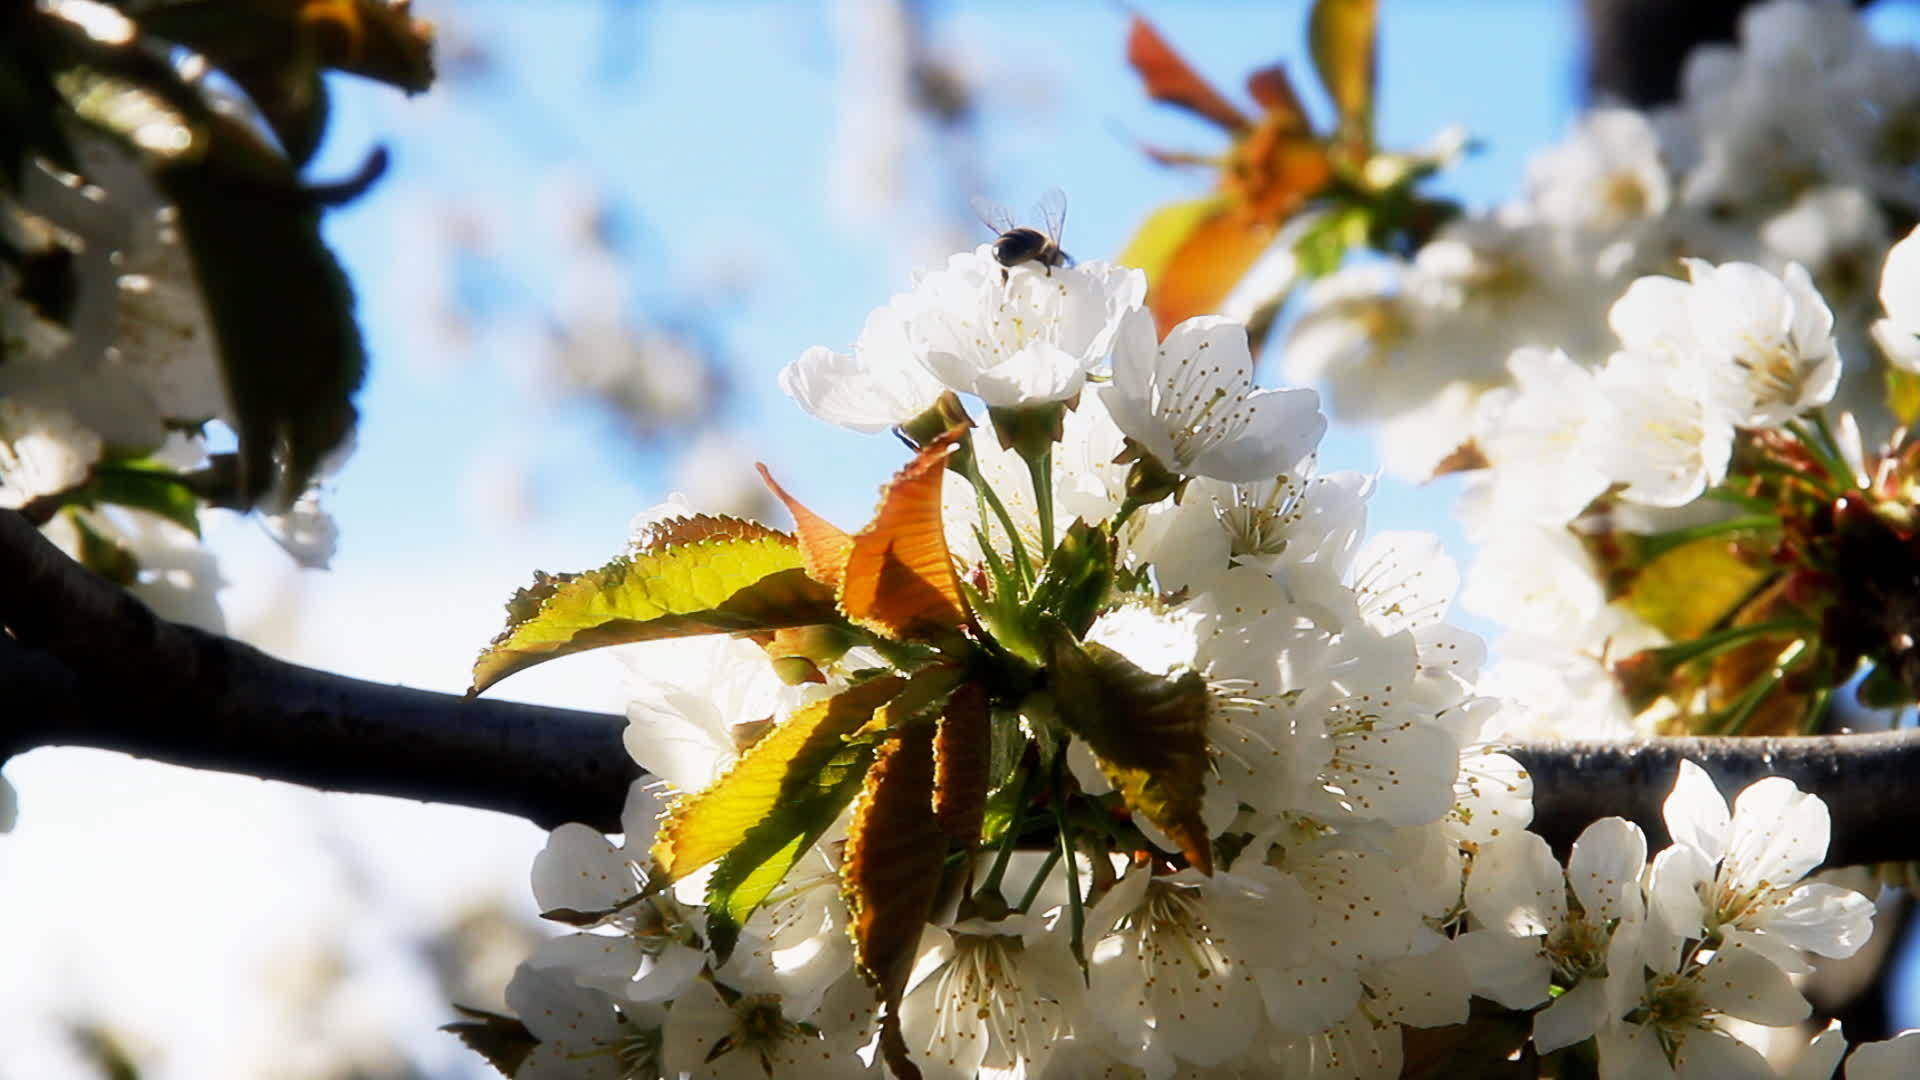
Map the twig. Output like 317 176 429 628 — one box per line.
1 509 639 831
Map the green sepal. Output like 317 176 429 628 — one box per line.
1027 519 1114 639
80 457 203 537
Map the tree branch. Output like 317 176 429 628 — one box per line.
1504 734 1920 866
6 508 1920 864
0 509 641 831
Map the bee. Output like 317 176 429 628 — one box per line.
972 188 1073 282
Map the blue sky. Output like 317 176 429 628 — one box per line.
308 0 1585 574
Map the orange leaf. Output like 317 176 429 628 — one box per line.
758 463 853 590
1141 117 1330 334
1245 63 1309 126
1146 207 1278 337
844 723 946 1080
1231 121 1333 221
933 682 991 847
841 435 966 638
1126 15 1249 135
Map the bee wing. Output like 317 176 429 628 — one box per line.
1034 187 1069 246
970 194 1019 236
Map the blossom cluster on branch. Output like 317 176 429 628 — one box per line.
1264 0 1920 749
458 231 1910 1077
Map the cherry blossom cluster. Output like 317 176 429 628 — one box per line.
1271 0 1920 743
487 240 1897 1078
1456 241 1889 738
1285 0 1917 481
1468 761 1884 1079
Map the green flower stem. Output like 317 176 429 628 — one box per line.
1027 445 1056 561
1646 618 1816 670
1810 410 1861 489
1634 515 1779 562
1784 418 1854 497
959 430 1034 588
1051 752 1085 967
1014 844 1064 914
978 761 1035 899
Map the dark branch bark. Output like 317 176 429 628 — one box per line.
6 508 1920 861
1 509 640 831
1582 0 1873 106
1505 733 1920 866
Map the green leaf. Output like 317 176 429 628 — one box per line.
978 707 1033 847
1291 203 1371 278
1043 622 1215 874
700 663 961 958
65 508 139 585
1858 663 1915 708
154 109 364 506
470 517 843 694
652 675 907 882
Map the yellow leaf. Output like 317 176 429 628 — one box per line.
651 675 906 881
1887 366 1920 427
1145 205 1280 337
1309 0 1379 154
1621 537 1770 642
1118 196 1230 290
470 517 840 694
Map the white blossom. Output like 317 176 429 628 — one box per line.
1679 259 1841 428
910 247 1144 407
1646 761 1874 973
1871 225 1920 372
528 786 706 1007
507 964 663 1080
782 294 946 432
899 914 1083 1080
1084 867 1293 1072
1102 311 1325 483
